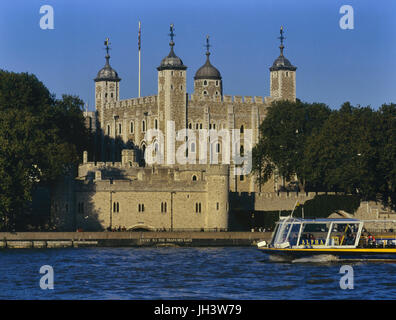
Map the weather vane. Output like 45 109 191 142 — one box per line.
205 35 211 55
104 37 111 55
278 26 285 55
169 24 175 46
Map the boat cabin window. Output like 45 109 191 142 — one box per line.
329 223 359 246
298 223 329 246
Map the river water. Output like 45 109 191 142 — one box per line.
1 247 396 300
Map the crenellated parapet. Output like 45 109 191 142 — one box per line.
189 94 268 105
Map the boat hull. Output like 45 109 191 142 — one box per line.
258 247 396 260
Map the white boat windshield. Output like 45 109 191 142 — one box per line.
270 218 363 249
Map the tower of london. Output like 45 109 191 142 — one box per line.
51 25 297 231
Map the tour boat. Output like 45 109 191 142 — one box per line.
257 216 396 260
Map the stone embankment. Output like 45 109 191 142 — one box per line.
0 231 272 249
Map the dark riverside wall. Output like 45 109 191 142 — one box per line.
0 232 272 248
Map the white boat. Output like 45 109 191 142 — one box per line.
257 216 396 260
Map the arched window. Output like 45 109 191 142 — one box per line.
203 90 208 95
192 175 197 181
216 142 221 153
190 142 196 153
107 125 110 135
203 80 207 86
240 125 244 134
240 145 244 157
118 123 122 135
155 119 158 130
130 121 134 133
142 120 146 132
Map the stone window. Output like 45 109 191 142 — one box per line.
190 142 196 153
203 80 208 86
107 125 110 135
105 93 108 98
195 123 199 130
203 90 208 95
111 93 114 98
113 202 120 213
240 175 244 181
200 123 203 129
142 120 146 132
240 125 244 134
215 91 219 95
195 202 202 213
216 142 221 154
161 202 167 213
138 203 145 212
171 84 174 90
216 202 219 210
286 72 289 77
78 202 84 214
215 80 219 86
188 123 192 129
130 121 134 133
171 71 174 76
192 175 197 181
154 119 158 130
240 145 244 157
180 85 183 90
118 123 122 135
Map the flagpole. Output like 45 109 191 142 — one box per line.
138 21 141 98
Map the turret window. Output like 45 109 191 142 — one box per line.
203 90 208 95
203 80 208 86
130 121 134 133
154 119 158 130
215 81 219 86
142 120 146 132
118 123 122 135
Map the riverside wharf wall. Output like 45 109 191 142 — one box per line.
0 231 271 248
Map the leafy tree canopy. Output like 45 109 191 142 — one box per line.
0 70 89 230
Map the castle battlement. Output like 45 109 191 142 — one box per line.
189 94 268 104
104 95 158 110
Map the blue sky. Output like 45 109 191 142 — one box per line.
0 0 395 110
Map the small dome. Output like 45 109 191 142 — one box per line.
270 54 297 72
194 54 221 80
157 47 187 71
95 55 121 82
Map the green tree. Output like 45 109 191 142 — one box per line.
303 102 395 208
0 70 88 230
252 99 331 189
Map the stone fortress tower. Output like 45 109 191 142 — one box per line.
51 25 297 232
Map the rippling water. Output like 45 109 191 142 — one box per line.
1 247 396 299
